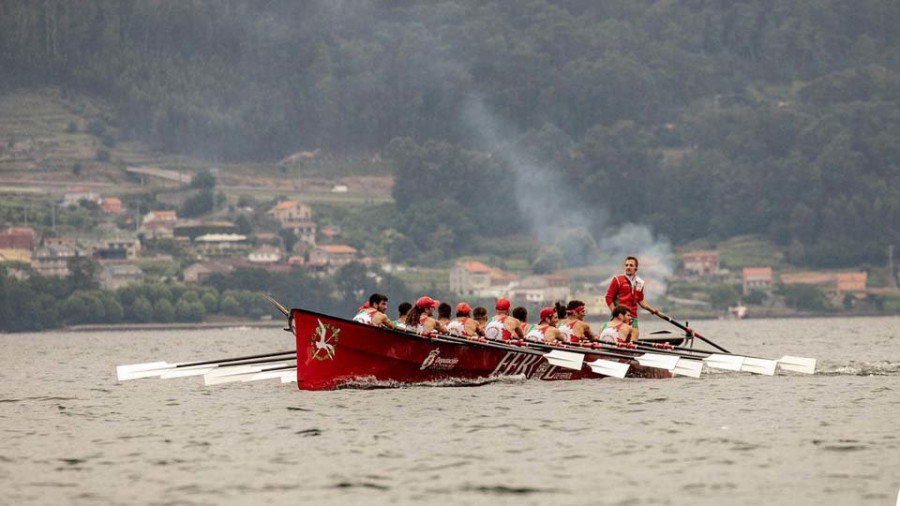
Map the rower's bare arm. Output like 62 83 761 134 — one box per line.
435 321 450 334
376 313 394 330
466 319 483 337
509 318 525 339
580 322 597 342
547 328 562 343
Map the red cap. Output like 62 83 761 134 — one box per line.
495 297 511 311
416 296 440 309
539 307 555 321
456 303 472 315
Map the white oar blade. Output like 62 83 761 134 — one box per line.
635 353 679 371
117 361 169 374
741 357 777 376
203 364 291 385
117 365 176 381
243 370 297 382
160 365 218 379
586 359 629 379
778 356 817 374
673 358 703 378
704 354 745 371
544 350 585 371
204 370 256 386
117 362 170 380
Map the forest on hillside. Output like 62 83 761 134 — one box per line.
2 0 900 267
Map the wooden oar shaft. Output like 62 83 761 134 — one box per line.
652 312 730 353
175 350 295 369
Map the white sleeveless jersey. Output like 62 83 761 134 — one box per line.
525 325 547 343
598 322 623 344
484 317 509 340
353 309 375 325
558 321 577 342
447 318 468 336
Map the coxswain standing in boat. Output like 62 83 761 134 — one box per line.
446 302 484 338
484 297 525 341
524 307 565 343
394 301 412 330
598 305 638 345
605 256 660 341
558 300 597 343
405 296 449 334
353 293 395 329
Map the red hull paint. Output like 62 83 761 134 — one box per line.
292 309 670 391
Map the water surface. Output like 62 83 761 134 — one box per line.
2 317 899 505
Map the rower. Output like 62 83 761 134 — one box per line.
437 302 452 329
353 293 395 329
525 307 565 343
394 301 412 330
404 296 449 334
512 306 533 336
484 297 525 341
447 302 484 338
472 306 488 335
558 300 597 343
598 304 638 345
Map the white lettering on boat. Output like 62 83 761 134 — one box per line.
491 352 542 377
420 348 459 371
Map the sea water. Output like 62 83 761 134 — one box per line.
1 317 899 505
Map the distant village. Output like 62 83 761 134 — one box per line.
0 184 884 321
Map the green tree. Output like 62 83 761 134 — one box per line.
130 296 154 323
191 169 216 189
221 295 241 316
201 292 219 313
154 299 175 322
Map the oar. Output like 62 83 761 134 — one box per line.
520 340 701 378
262 292 292 318
117 350 294 381
422 332 588 372
636 339 815 375
204 364 297 386
651 311 731 353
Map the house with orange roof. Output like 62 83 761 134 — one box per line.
140 210 178 239
309 244 358 274
267 200 312 224
837 272 868 299
101 197 122 213
450 260 520 298
742 267 773 295
267 200 316 245
682 250 720 278
508 274 571 304
0 227 36 250
779 270 869 302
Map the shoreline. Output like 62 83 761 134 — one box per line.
62 320 286 333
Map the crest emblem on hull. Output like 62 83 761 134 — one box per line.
310 319 340 361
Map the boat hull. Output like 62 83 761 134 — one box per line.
292 309 671 391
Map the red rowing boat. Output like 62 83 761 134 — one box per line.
292 308 672 391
